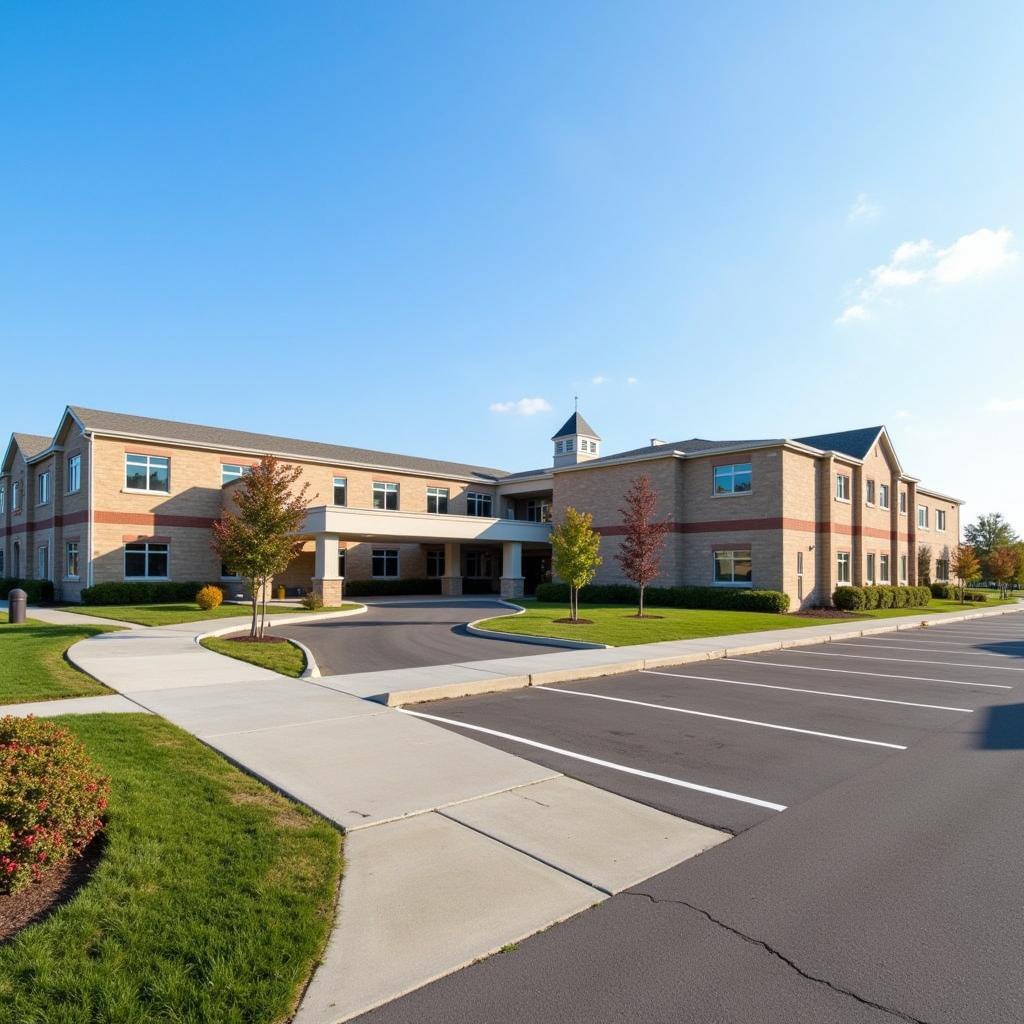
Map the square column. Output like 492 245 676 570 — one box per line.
313 533 343 605
441 542 462 596
500 541 525 599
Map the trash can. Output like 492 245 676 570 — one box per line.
276 585 286 600
8 588 27 624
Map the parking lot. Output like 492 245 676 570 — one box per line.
404 611 1024 833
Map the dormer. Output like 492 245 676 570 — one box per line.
551 411 601 467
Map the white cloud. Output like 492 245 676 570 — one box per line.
932 227 1018 284
489 397 552 416
985 397 1024 414
847 193 880 223
626 376 638 385
590 375 608 385
836 304 870 324
870 264 926 289
894 409 912 419
891 239 932 264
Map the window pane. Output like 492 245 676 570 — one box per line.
733 557 752 582
126 466 147 489
149 465 169 491
125 551 147 576
733 470 752 492
148 550 168 577
713 553 732 582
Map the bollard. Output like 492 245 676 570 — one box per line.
8 588 27 624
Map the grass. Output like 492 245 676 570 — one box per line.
0 713 342 1024
54 602 360 627
0 615 118 704
201 635 307 678
859 596 1018 619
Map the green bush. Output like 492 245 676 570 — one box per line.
343 578 443 597
832 586 866 611
533 582 791 614
0 578 55 604
80 581 214 605
832 584 930 611
299 590 324 610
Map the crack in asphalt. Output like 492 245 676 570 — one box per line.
627 891 935 1024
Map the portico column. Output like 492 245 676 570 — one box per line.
500 541 525 599
441 542 462 596
313 533 343 605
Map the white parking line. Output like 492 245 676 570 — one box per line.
398 707 787 811
790 649 1024 673
826 641 1023 661
728 659 1012 689
640 668 973 713
852 637 1016 655
538 687 907 749
921 632 1024 642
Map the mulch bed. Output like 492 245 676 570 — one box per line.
223 634 289 645
0 835 104 943
553 618 594 625
792 608 861 619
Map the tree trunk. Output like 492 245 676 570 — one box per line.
571 586 577 623
249 584 259 639
259 582 268 639
638 584 645 618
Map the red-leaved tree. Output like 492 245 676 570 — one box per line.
614 475 670 618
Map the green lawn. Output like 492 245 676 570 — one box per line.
201 635 307 677
55 602 360 627
0 713 341 1024
0 615 118 703
859 596 1018 619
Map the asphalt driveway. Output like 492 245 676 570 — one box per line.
274 598 568 676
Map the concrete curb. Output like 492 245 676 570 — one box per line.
464 601 611 651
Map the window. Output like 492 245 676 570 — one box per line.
836 473 851 501
713 549 753 585
917 505 929 529
466 492 493 517
866 553 876 583
466 550 494 577
879 554 890 583
796 550 804 601
338 550 346 577
332 477 347 506
555 440 564 454
564 440 575 453
936 509 946 532
935 558 950 582
65 542 80 579
526 498 551 523
0 486 5 514
371 548 398 578
67 454 81 494
714 463 752 495
125 453 170 492
37 471 50 505
0 550 3 575
865 480 875 505
426 550 445 577
12 482 20 512
900 555 908 582
37 544 49 580
879 483 890 509
221 463 251 485
124 542 169 579
836 551 851 584
372 481 399 511
427 487 449 515
899 491 907 515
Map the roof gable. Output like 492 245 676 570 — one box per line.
2 432 52 473
795 426 884 461
551 412 600 440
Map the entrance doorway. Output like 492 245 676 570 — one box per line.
523 553 549 595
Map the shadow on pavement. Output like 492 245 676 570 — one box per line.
977 703 1024 749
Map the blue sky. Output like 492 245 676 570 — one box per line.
3 3 1022 525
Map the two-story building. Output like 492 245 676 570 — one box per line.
0 406 962 609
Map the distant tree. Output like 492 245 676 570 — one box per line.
614 476 670 618
212 456 313 638
964 513 1019 576
550 507 602 624
1013 542 1024 591
988 546 1018 598
917 544 932 586
951 544 982 604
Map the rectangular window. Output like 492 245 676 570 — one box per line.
866 553 876 583
426 486 449 515
125 453 170 492
564 440 575 453
917 505 929 529
37 471 50 505
67 454 82 494
936 509 946 531
879 483 890 509
371 548 399 578
338 550 346 577
372 481 399 511
124 542 169 579
900 555 908 582
555 440 564 454
879 554 890 583
836 473 850 501
865 480 875 505
426 550 445 577
65 542 80 579
837 551 851 584
525 498 551 522
221 463 251 485
12 482 20 512
37 544 49 580
465 550 494 578
0 486 5 514
899 491 907 515
713 549 753 585
466 492 493 517
713 463 753 495
333 476 347 506
935 558 949 581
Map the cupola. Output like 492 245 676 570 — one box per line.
551 410 600 467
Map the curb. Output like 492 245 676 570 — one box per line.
192 603 368 644
464 601 611 651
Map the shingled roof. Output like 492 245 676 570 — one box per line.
551 412 600 440
67 406 508 482
12 433 52 460
795 426 884 461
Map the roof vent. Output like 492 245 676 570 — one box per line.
650 438 666 447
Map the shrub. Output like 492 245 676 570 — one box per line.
300 590 324 611
0 716 109 894
196 585 224 611
80 581 214 605
832 584 929 611
832 586 866 611
343 578 442 597
0 578 55 604
534 582 790 614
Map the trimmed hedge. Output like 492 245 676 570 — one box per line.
832 585 931 612
930 583 988 602
0 578 55 604
80 581 214 606
533 582 791 614
344 578 443 597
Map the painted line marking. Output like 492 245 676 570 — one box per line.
791 649 1024 673
538 687 907 749
854 637 1020 655
728 659 1012 690
398 707 787 811
920 631 1024 642
640 668 973 713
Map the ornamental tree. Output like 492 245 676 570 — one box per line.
951 543 982 604
212 456 314 638
550 506 602 623
614 475 670 617
988 545 1018 598
964 512 1019 576
917 544 932 587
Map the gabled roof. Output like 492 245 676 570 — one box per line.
2 432 53 474
66 406 508 482
575 436 781 468
795 426 884 462
551 412 600 441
